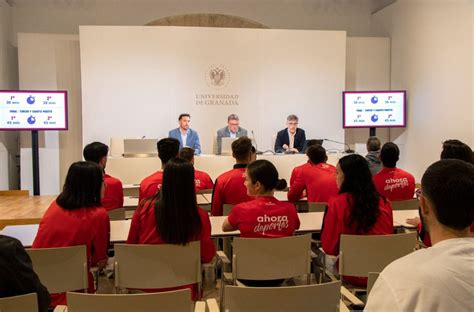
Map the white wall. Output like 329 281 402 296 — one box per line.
10 0 378 40
0 0 19 190
80 26 346 154
345 37 391 152
18 33 82 195
373 0 473 181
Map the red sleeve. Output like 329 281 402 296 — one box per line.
287 169 305 202
320 199 343 256
138 183 146 204
91 209 109 266
203 173 214 190
211 179 223 216
293 207 300 230
127 203 144 244
227 204 241 228
117 180 124 208
198 208 216 263
372 175 383 196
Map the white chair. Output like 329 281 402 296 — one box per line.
308 202 327 213
367 272 380 297
0 293 38 312
109 138 124 157
26 246 88 294
209 281 341 312
114 242 202 296
217 235 312 309
336 232 417 308
107 208 126 221
390 199 419 211
65 289 205 312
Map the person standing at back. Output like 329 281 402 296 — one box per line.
127 158 215 300
372 142 415 201
32 161 110 307
83 141 124 211
287 145 338 203
365 136 382 175
139 138 179 203
211 137 254 216
366 159 474 312
178 147 213 191
321 154 393 286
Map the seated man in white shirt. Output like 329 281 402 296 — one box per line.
365 159 474 312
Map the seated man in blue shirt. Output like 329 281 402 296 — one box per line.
168 113 201 155
274 114 306 153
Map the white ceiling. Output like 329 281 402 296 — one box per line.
5 0 397 14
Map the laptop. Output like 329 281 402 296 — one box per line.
123 139 157 158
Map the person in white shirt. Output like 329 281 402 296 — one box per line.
365 159 474 312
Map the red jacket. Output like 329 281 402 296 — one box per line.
127 198 215 299
32 201 110 306
102 173 124 211
372 167 416 201
211 164 252 216
139 171 163 203
287 162 339 203
321 193 393 286
194 170 213 191
228 196 300 238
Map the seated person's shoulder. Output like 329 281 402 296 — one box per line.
0 234 22 251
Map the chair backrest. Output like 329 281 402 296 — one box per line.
224 281 341 312
196 188 213 195
367 272 380 296
108 208 126 220
66 289 191 312
232 234 311 280
308 202 327 213
114 242 201 289
223 204 234 216
0 190 29 196
339 232 417 277
26 246 88 294
0 293 38 312
390 199 419 211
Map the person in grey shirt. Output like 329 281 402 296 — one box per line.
365 136 382 175
216 114 248 154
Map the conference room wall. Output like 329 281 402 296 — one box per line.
18 33 82 195
373 0 473 181
344 37 391 150
80 26 346 155
16 32 389 194
9 0 379 41
0 0 19 190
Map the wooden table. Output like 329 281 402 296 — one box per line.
0 196 55 229
0 211 418 247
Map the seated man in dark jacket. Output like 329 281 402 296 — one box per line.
0 235 50 311
274 115 306 153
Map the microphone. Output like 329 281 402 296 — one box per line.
251 130 263 155
324 138 354 153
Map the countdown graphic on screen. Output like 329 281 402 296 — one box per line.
0 90 68 130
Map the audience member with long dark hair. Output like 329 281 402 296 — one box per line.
321 154 393 286
127 157 215 299
33 161 110 307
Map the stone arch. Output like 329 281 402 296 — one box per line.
146 13 269 29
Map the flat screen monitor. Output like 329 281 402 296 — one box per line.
0 90 68 130
343 90 406 128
